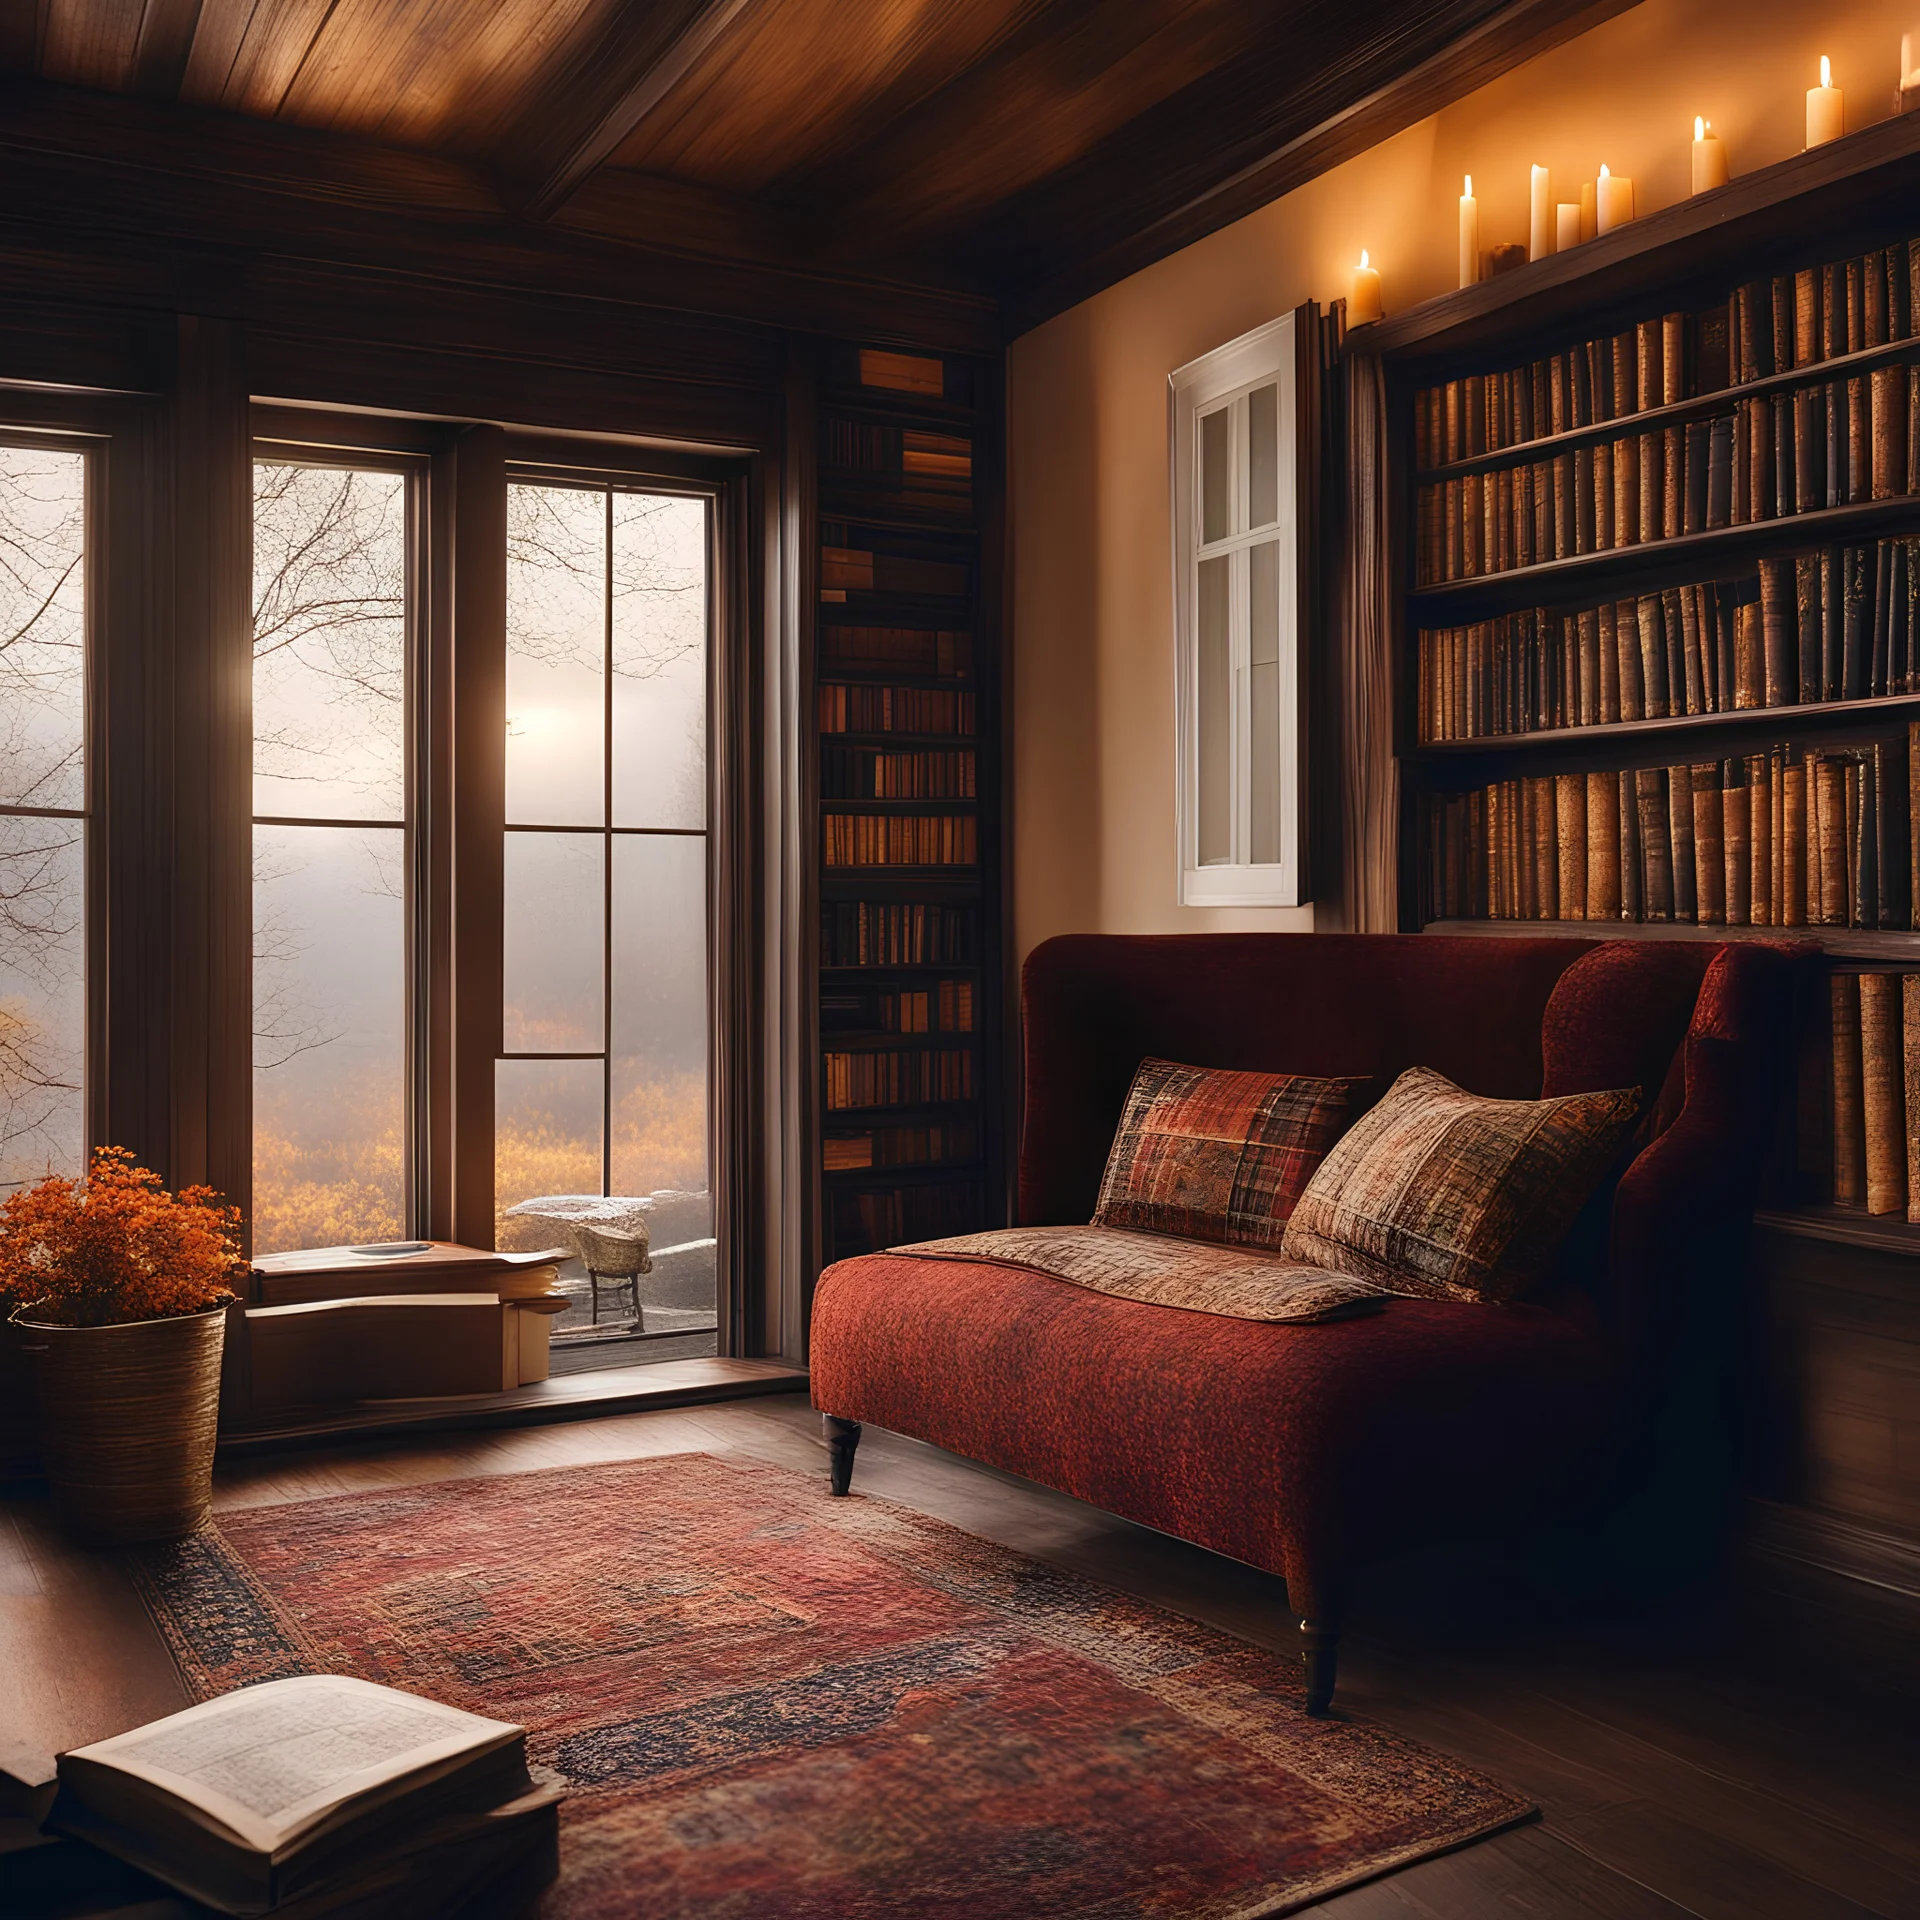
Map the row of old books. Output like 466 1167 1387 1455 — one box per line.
824 417 973 510
1828 971 1920 1217
830 1180 982 1253
820 981 975 1032
1425 734 1915 928
1418 540 1920 741
823 1120 978 1171
1416 371 1918 584
822 812 977 866
820 901 976 965
824 1047 976 1110
820 544 969 602
818 683 976 733
820 623 972 677
819 745 977 798
1417 241 1920 471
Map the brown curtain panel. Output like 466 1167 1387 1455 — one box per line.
1339 351 1398 931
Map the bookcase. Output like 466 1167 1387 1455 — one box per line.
1358 113 1920 1575
811 344 1004 1271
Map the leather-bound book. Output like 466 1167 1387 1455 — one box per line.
1735 587 1764 709
1483 471 1501 575
1793 554 1822 704
1613 434 1638 546
1662 426 1684 539
1794 268 1819 366
1618 771 1643 920
1748 395 1774 519
1614 599 1645 721
1444 380 1463 461
1846 256 1865 354
1571 347 1593 429
1904 976 1920 1220
1636 594 1669 717
1841 544 1870 700
1875 737 1905 927
1534 775 1560 917
1587 769 1623 919
1667 764 1697 922
1736 282 1763 380
1679 584 1706 715
1732 403 1751 523
1463 473 1483 576
1793 385 1824 514
1555 773 1588 919
1773 391 1795 519
1593 440 1614 549
1906 542 1920 692
1661 313 1686 404
1661 586 1688 716
1597 602 1622 721
1748 753 1773 926
1758 556 1795 707
1723 760 1752 924
1573 444 1595 553
1577 608 1601 725
1684 419 1710 533
1696 303 1729 392
1514 468 1535 568
1894 240 1914 340
1691 764 1726 924
1768 274 1792 372
1781 752 1808 927
1714 583 1737 712
1822 262 1843 359
1849 374 1870 503
1770 745 1788 924
1613 332 1636 418
1852 753 1877 931
1830 973 1867 1206
1828 376 1848 508
1467 788 1487 914
1465 373 1487 455
1866 248 1890 346
1443 479 1461 580
1548 354 1567 434
1636 319 1661 409
1873 365 1907 500
1638 431 1661 543
1553 453 1576 559
1873 540 1895 696
1815 753 1851 925
1498 468 1518 573
1909 367 1920 493
1635 771 1670 922
1708 414 1734 529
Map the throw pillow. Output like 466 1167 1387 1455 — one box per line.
1092 1058 1368 1252
1280 1066 1641 1303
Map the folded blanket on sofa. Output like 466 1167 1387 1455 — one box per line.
886 1225 1389 1323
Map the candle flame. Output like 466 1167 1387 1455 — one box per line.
1599 163 1610 179
1359 249 1370 269
1821 54 1831 87
1695 115 1705 140
1464 174 1472 196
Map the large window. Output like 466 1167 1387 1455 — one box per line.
1170 315 1307 908
0 437 88 1192
494 480 712 1325
251 459 414 1254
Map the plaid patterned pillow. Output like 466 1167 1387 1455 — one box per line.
1092 1059 1368 1251
1281 1066 1641 1303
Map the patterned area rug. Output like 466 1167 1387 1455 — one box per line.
128 1455 1532 1918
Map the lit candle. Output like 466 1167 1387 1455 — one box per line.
1529 164 1553 261
1902 31 1920 109
1556 202 1582 251
1458 175 1479 289
1580 181 1597 243
1691 116 1729 192
1806 56 1843 147
1595 163 1634 234
1350 249 1383 325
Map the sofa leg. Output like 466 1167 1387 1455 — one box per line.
823 1415 862 1496
1301 1619 1339 1717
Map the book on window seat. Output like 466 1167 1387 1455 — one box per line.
47 1676 557 1918
247 1243 564 1307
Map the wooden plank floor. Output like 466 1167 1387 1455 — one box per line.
4 1389 1915 1919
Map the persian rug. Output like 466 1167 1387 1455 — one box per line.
128 1455 1532 1919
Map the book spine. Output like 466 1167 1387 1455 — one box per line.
1668 763 1697 922
1782 753 1808 927
1905 975 1920 1222
1831 972 1866 1206
1749 752 1773 926
1723 759 1752 925
1555 773 1588 920
1692 764 1725 924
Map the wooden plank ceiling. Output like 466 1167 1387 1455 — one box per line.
3 0 1632 337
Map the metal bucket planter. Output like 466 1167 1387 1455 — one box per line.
12 1304 225 1545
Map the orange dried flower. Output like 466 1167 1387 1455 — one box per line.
0 1148 245 1329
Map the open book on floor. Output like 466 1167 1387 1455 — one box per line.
49 1676 554 1917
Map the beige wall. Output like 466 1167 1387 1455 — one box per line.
1008 0 1916 964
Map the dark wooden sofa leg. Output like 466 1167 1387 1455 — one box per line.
824 1415 862 1496
1301 1619 1339 1717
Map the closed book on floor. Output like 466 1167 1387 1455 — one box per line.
1858 973 1907 1216
51 1677 537 1918
1830 974 1867 1207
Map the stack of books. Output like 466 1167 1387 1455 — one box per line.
1828 971 1920 1218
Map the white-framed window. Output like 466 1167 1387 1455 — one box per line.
1169 314 1306 907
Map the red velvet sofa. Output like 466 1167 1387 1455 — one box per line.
810 933 1797 1713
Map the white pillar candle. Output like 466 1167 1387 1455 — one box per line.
1595 163 1634 234
1807 56 1843 147
1690 116 1729 192
1580 181 1597 243
1556 202 1582 251
1529 164 1553 261
1350 250 1383 326
1904 29 1920 86
1458 176 1479 289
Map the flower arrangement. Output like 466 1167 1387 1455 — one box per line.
0 1148 245 1329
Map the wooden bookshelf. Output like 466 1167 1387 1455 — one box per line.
811 343 1005 1270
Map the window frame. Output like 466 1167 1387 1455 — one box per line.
1168 314 1309 909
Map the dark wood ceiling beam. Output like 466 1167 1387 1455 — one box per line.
502 0 759 222
999 0 1641 335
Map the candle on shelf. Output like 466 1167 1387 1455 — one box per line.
1595 163 1634 234
1529 163 1552 260
1458 175 1479 289
1580 180 1597 243
1901 31 1920 111
1806 56 1843 147
1556 202 1582 251
1691 115 1729 192
1350 249 1383 326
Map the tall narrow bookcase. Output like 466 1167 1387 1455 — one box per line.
811 344 1005 1273
1356 112 1920 1578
